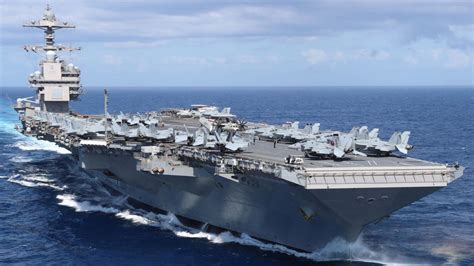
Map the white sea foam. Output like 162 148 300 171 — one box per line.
116 210 157 225
113 208 394 264
431 241 473 265
174 228 388 263
9 155 34 163
11 139 71 154
7 174 65 191
22 174 55 183
56 194 119 213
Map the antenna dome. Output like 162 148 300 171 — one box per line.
46 51 56 62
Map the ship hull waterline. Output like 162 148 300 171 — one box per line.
74 147 442 253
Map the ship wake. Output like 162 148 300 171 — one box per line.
56 190 395 264
10 139 71 154
5 173 66 191
50 174 397 264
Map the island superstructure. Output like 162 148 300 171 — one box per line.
13 6 464 252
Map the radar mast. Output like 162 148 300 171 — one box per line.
23 4 82 113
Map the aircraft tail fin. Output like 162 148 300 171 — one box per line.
149 123 157 134
121 123 129 133
291 121 300 130
221 107 231 114
369 128 379 139
303 124 311 134
349 126 359 136
389 131 401 144
338 135 353 151
138 123 147 136
199 117 214 132
311 123 320 134
401 131 410 145
358 126 369 139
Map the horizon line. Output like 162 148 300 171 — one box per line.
1 85 473 89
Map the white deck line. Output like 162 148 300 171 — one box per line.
306 181 448 189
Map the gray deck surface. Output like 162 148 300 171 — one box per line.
162 116 441 169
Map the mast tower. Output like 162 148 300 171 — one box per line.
23 5 82 113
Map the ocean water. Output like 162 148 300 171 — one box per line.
0 87 473 265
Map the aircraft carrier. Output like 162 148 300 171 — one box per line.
13 6 464 252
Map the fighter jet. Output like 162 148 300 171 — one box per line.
176 105 222 118
214 130 249 152
290 133 364 159
246 125 278 141
349 126 379 140
191 128 217 148
137 123 178 141
273 122 322 143
201 107 236 119
111 122 139 138
248 122 321 143
194 117 249 152
355 130 413 156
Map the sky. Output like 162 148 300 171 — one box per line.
0 0 473 87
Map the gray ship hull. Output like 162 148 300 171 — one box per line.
77 148 441 252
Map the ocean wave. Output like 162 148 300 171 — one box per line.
22 174 56 183
10 140 71 154
7 174 66 191
9 155 34 163
174 227 391 263
0 117 19 133
431 240 474 264
56 194 120 214
115 208 395 264
56 193 394 264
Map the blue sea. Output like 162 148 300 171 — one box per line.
0 87 473 265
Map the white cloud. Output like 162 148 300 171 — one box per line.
2 0 472 49
333 51 346 61
237 54 262 64
236 54 281 65
302 49 327 64
445 49 471 68
103 54 123 65
303 49 391 65
353 49 391 61
213 57 228 65
402 48 472 68
160 54 279 66
103 41 167 49
403 55 419 65
163 56 210 66
373 50 391 60
431 49 442 61
449 24 474 42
